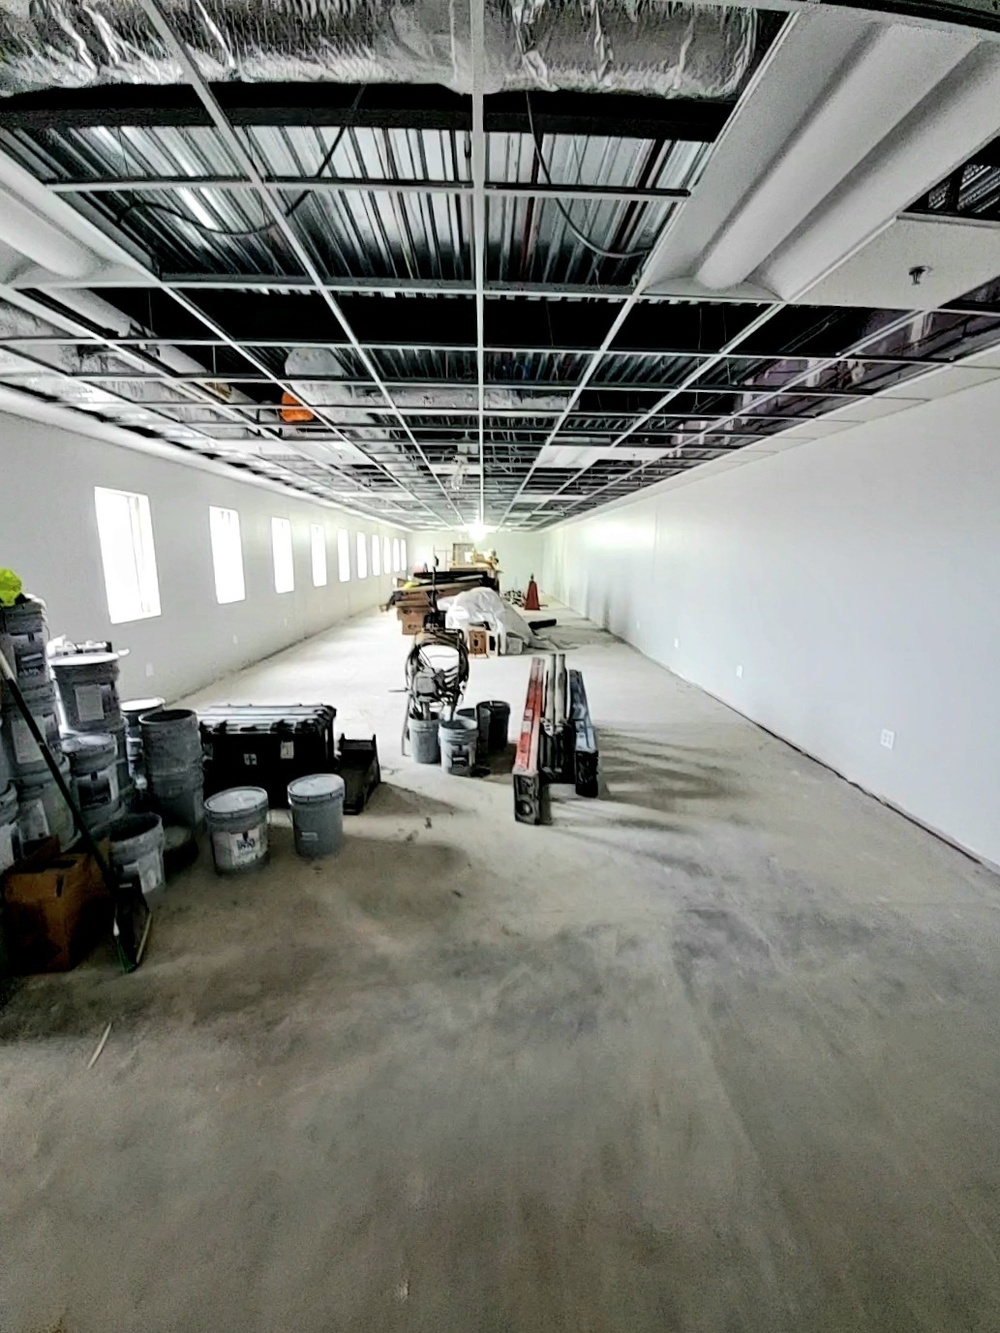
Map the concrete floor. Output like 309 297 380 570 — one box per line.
2 607 1000 1332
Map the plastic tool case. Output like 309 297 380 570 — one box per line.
199 704 337 807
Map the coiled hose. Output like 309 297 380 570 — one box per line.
400 628 470 754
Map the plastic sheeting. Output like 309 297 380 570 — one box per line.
442 586 536 653
0 1 757 100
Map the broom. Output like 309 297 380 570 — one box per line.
0 645 150 972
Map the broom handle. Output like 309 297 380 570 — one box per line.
0 645 119 893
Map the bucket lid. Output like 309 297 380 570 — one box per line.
440 715 477 732
288 773 346 804
122 697 165 718
63 732 116 765
50 651 120 670
205 786 269 816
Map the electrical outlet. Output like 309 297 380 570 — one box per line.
735 664 743 679
232 634 239 645
674 637 680 649
144 663 154 678
880 729 895 750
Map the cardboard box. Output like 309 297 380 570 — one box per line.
398 609 427 635
2 843 112 972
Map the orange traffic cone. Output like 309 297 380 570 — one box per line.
524 574 541 611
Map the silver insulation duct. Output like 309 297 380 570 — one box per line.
0 0 756 99
0 299 249 434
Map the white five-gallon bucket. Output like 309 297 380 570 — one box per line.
204 787 269 875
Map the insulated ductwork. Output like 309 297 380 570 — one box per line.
0 0 756 99
0 299 250 436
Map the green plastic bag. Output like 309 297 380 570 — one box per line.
0 569 23 607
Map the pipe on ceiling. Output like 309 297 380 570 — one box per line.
695 21 977 292
0 186 98 279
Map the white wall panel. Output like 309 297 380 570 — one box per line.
0 413 403 701
543 377 1000 868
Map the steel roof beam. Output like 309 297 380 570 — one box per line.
51 176 691 204
0 83 731 139
0 336 964 373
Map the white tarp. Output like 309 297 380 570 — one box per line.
442 586 537 654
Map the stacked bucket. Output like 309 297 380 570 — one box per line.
139 709 205 834
0 597 73 856
50 643 128 841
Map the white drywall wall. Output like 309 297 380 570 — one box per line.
542 378 1000 868
0 412 404 701
409 529 543 592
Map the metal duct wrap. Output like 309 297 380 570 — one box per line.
0 299 246 433
0 0 756 99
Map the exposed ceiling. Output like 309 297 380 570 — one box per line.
0 0 1000 531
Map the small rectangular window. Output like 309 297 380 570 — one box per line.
392 537 400 572
94 487 161 624
310 524 327 587
371 533 381 577
271 517 294 593
337 529 351 582
209 506 245 605
401 539 408 572
382 536 390 575
356 531 368 579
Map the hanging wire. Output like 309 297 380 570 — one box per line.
113 86 367 238
523 92 653 263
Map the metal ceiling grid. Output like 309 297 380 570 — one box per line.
1 6 1000 527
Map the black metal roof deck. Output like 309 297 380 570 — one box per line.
1 6 999 530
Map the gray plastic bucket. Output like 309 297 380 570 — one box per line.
63 732 120 830
288 773 345 857
108 812 166 896
458 709 485 762
205 787 269 875
51 651 121 732
483 700 511 752
2 679 61 776
148 764 204 831
439 715 478 776
122 697 165 735
141 708 201 775
409 715 440 765
17 755 74 849
0 781 21 875
0 597 48 687
123 697 164 777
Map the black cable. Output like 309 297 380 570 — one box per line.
114 86 366 240
524 92 654 263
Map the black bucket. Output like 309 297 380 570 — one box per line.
483 700 511 753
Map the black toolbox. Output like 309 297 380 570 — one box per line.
199 704 337 807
